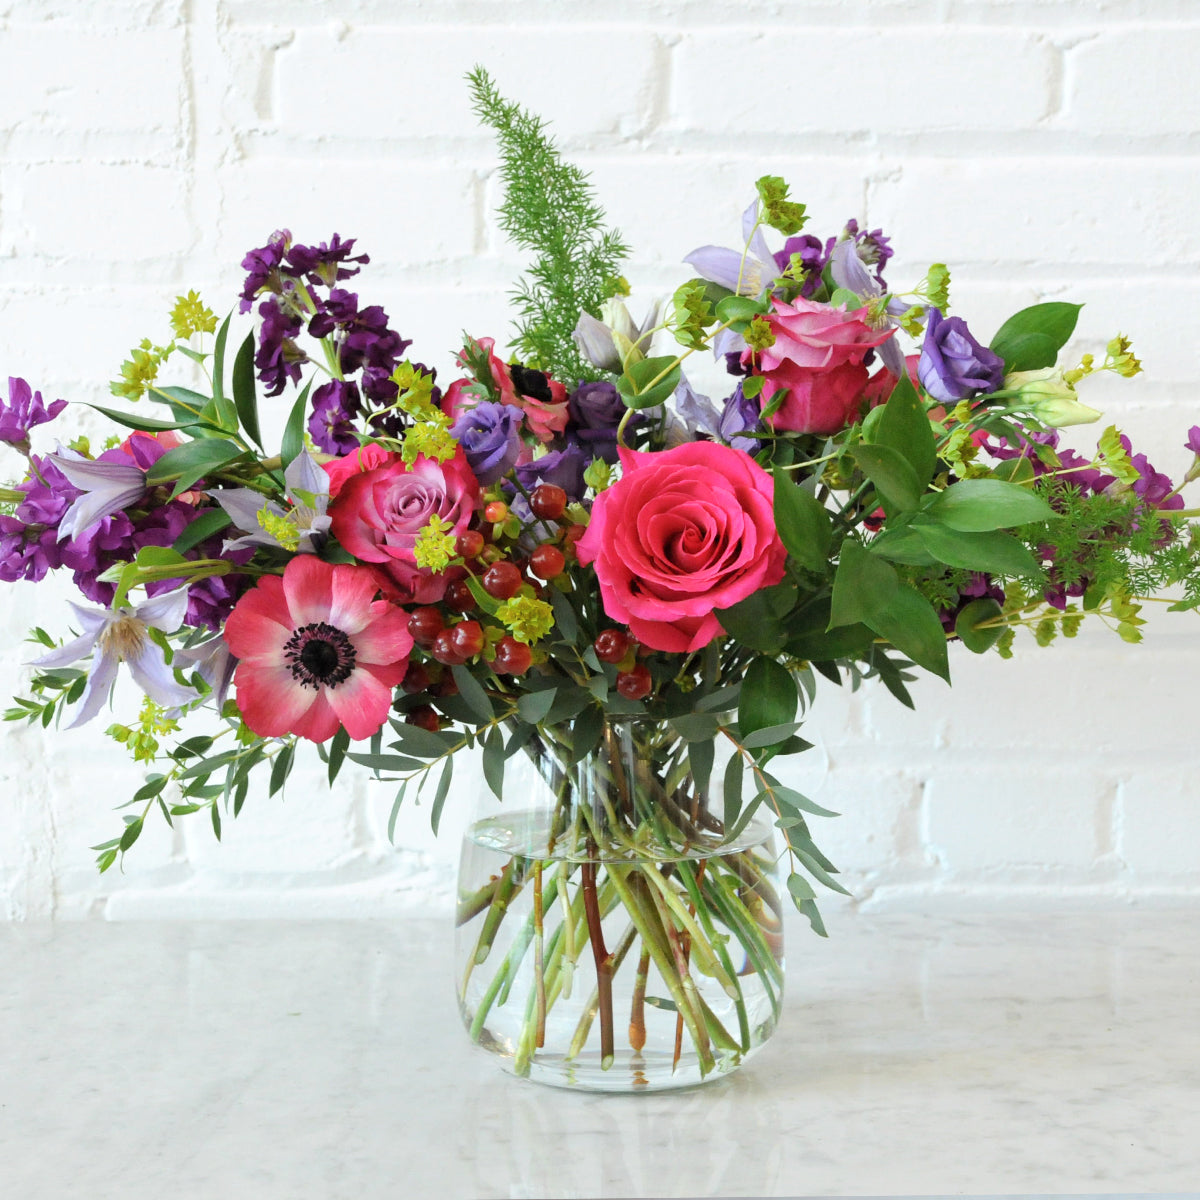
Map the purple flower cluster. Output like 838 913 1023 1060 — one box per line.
830 220 893 290
939 573 1006 633
0 456 82 583
0 377 67 447
773 235 827 298
240 232 413 449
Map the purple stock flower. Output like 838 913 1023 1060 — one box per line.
1185 426 1200 456
773 234 827 297
308 380 363 455
285 234 369 287
0 377 68 446
239 229 292 314
450 401 523 485
940 573 1006 633
917 307 1005 403
255 298 307 396
0 455 82 583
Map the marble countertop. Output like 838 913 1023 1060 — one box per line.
1 910 1197 1199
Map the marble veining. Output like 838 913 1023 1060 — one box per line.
0 911 1197 1198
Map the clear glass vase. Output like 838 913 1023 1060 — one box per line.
455 715 784 1092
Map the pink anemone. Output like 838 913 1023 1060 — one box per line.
223 555 413 743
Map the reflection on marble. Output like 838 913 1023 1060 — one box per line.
1 911 1198 1198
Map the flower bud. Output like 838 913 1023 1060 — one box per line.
1004 368 1101 427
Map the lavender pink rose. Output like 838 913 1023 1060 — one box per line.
575 442 787 653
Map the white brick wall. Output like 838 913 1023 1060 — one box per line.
1 2 1198 920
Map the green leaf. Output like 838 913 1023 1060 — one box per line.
391 723 456 759
430 757 453 835
548 588 578 644
849 444 923 512
687 738 715 796
794 847 852 895
989 301 1083 372
722 752 744 833
670 712 722 742
868 525 940 566
231 331 264 450
912 522 1040 576
793 894 828 937
738 657 798 740
327 726 350 785
829 539 898 629
387 782 408 842
714 581 797 654
864 584 950 682
517 689 556 725
269 742 295 797
85 403 199 433
871 369 936 488
616 355 681 410
772 469 832 574
570 705 605 763
171 507 232 555
954 597 1006 654
280 380 313 468
482 727 505 801
119 817 143 853
450 664 494 723
144 437 245 490
787 872 815 901
348 752 426 772
714 295 768 325
922 478 1059 531
742 721 802 749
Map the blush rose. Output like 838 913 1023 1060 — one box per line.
748 296 895 435
329 450 479 604
575 442 787 653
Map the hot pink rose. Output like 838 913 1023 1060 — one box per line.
329 450 480 604
323 442 393 499
748 296 895 435
575 442 787 653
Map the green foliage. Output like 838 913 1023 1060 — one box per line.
468 66 628 384
989 301 1082 373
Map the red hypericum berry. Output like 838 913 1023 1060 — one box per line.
407 705 441 732
431 672 459 697
593 628 631 664
492 635 533 676
449 619 485 659
402 661 432 694
407 606 444 649
484 501 509 524
445 579 475 612
529 544 566 580
432 629 469 666
455 529 485 559
529 484 567 521
616 663 653 700
482 560 523 600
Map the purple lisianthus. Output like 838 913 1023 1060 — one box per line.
0 377 68 447
514 444 589 502
255 298 306 396
308 380 363 455
239 229 292 314
450 401 523 485
917 308 1005 403
567 381 632 463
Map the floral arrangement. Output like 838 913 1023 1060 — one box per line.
4 70 1199 1086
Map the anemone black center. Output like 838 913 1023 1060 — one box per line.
283 621 357 689
510 363 552 403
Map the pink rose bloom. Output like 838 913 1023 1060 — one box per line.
224 555 413 744
576 442 787 653
329 450 480 604
323 442 392 499
748 296 895 435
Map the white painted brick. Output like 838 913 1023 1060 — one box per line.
0 27 185 142
868 159 1200 268
3 164 193 261
271 28 663 143
674 30 1057 134
1066 30 1200 136
1117 768 1200 879
924 768 1109 873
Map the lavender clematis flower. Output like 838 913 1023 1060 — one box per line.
215 451 331 553
50 449 148 541
673 378 760 451
685 200 780 298
31 587 198 727
828 237 908 377
173 634 237 710
573 299 660 374
674 377 721 438
0 377 68 446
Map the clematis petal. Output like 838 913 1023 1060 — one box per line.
65 649 121 729
214 488 273 533
285 450 331 501
125 639 199 709
136 586 190 633
572 311 621 373
682 246 747 294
